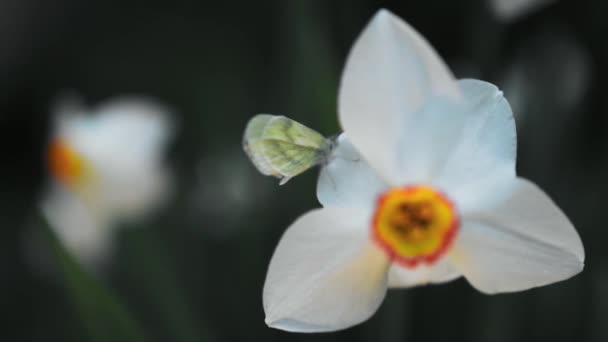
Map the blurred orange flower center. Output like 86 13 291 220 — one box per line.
47 139 88 187
372 185 459 268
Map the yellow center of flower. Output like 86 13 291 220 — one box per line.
47 139 89 188
372 185 459 267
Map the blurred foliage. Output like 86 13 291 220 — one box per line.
40 215 148 342
0 0 606 341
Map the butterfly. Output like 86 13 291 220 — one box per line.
243 114 335 185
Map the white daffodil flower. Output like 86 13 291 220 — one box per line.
41 97 173 267
263 9 584 333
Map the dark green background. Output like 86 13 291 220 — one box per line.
0 0 604 341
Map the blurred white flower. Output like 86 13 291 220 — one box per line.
41 96 174 267
489 0 557 22
263 10 584 332
500 30 590 126
188 148 274 239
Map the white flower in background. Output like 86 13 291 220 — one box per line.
263 10 584 332
489 0 557 22
41 97 173 267
190 148 275 239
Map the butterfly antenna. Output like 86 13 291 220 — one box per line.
326 133 360 163
333 152 360 163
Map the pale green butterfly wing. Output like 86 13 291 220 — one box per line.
260 116 328 149
243 114 331 185
243 115 281 178
259 140 326 185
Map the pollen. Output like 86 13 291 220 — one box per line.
372 186 459 268
47 139 88 188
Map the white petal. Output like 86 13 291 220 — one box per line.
41 185 113 266
317 133 387 209
339 9 459 184
449 178 584 294
263 208 389 332
393 97 470 184
434 79 517 213
96 164 171 221
387 258 461 288
57 97 173 162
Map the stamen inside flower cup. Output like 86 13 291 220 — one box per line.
372 186 459 267
47 139 89 188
